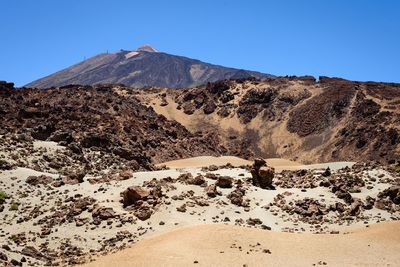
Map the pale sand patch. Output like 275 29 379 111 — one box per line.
156 156 252 168
82 222 400 267
124 51 139 59
265 158 302 167
157 156 355 172
33 141 65 152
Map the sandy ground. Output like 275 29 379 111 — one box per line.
83 222 400 267
157 156 252 168
158 156 355 172
0 150 396 266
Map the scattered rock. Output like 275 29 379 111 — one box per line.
92 206 116 220
177 204 187 212
26 175 53 186
216 176 233 188
205 184 219 198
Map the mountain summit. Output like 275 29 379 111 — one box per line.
134 44 158 53
25 45 271 88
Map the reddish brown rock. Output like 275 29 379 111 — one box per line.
21 246 43 260
205 184 219 198
92 206 116 220
122 186 151 207
119 170 133 180
26 175 53 186
250 158 275 189
216 176 233 188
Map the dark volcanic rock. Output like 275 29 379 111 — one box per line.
26 175 54 186
216 176 233 188
287 78 356 137
92 206 116 220
21 246 43 260
122 186 151 207
250 158 275 189
0 159 13 170
205 184 219 198
227 187 247 207
0 84 225 171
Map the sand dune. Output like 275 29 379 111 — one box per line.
158 156 355 172
83 222 400 267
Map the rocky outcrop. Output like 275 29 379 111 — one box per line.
227 187 247 207
121 180 167 220
26 175 54 186
0 84 226 173
205 184 219 198
250 158 274 189
376 186 400 212
122 186 151 207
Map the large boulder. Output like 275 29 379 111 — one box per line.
203 100 216 114
190 175 206 186
122 186 150 207
119 170 133 180
227 187 246 206
205 184 219 198
335 190 353 204
378 186 400 205
216 176 233 188
92 206 116 220
250 158 275 189
258 166 274 188
62 171 85 185
134 206 153 221
178 173 206 186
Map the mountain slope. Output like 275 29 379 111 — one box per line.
25 45 271 89
5 76 400 165
137 76 400 164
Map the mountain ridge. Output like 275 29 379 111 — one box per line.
25 46 272 89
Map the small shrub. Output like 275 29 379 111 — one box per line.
393 164 400 173
0 191 7 204
10 201 20 211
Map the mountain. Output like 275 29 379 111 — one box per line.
25 45 272 88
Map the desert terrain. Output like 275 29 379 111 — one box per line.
0 79 399 266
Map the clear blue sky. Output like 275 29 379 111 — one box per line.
1 0 399 86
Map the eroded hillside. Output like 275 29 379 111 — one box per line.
137 76 400 164
0 82 225 174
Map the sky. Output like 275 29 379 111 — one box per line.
1 0 399 86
